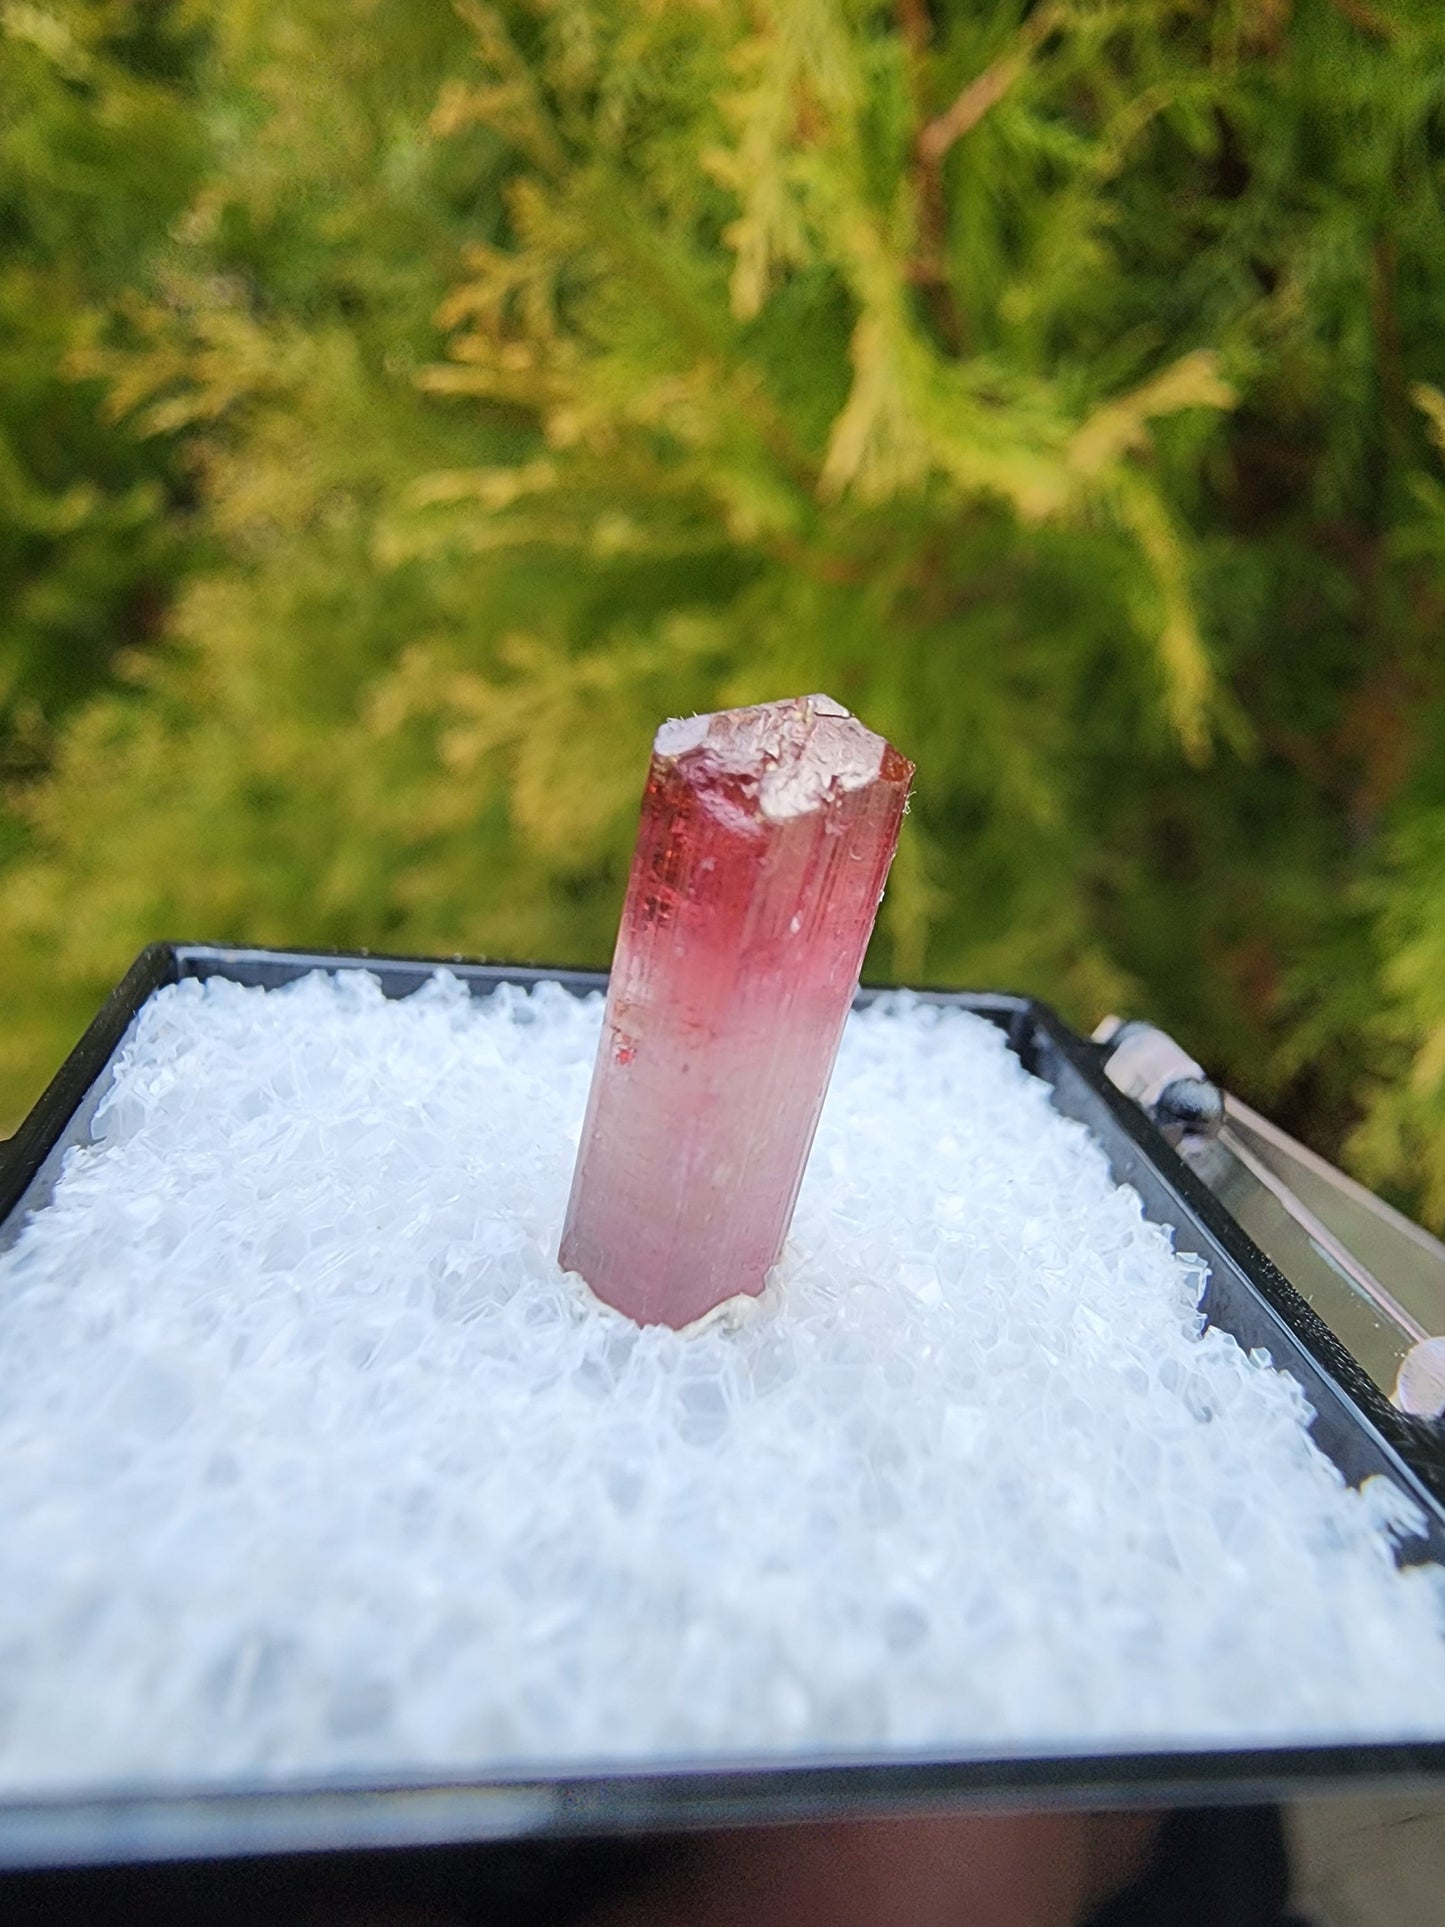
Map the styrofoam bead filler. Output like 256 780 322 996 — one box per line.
1 970 1443 1794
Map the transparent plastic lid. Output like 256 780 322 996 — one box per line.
1096 1019 1445 1417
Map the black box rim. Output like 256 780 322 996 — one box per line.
1 940 1444 1870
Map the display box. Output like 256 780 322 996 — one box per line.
1 943 1442 1881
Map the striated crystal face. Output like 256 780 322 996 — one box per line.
559 694 914 1328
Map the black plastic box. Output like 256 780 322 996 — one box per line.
1 942 1443 1882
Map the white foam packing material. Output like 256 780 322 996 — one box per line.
1 971 1444 1795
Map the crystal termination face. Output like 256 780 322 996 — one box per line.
560 694 914 1328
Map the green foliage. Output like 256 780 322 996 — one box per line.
5 0 1445 1232
0 0 205 741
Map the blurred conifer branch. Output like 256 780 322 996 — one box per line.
2 0 1445 1235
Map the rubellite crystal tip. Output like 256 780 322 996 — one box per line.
559 693 913 1330
652 694 906 821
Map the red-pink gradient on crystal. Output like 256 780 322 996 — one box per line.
559 694 914 1329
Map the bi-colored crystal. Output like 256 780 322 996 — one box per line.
559 694 913 1328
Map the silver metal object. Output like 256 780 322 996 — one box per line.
1095 1018 1445 1419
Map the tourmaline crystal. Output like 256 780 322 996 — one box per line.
560 694 914 1329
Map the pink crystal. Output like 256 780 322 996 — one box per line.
559 694 914 1329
